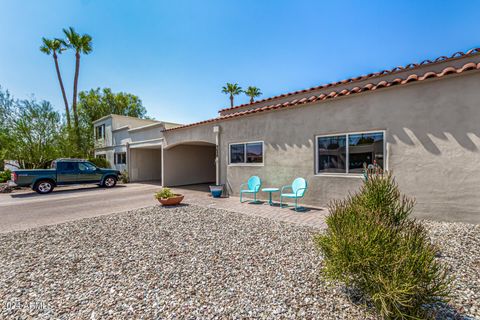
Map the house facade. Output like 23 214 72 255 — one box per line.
94 48 480 223
93 114 181 181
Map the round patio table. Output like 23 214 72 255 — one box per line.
261 187 280 206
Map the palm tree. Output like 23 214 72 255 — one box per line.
40 37 71 128
221 83 242 108
63 27 92 135
244 86 262 103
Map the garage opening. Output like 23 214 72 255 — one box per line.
162 142 216 187
129 146 162 182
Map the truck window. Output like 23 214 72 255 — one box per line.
78 162 96 171
57 162 77 172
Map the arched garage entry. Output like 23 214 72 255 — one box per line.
162 141 216 187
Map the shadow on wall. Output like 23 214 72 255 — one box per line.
267 127 480 156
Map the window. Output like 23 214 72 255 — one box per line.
57 162 77 172
78 162 97 171
316 131 385 174
115 152 126 165
95 124 105 140
229 142 263 165
317 135 347 173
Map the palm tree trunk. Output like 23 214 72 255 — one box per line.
230 95 234 107
250 96 254 103
53 52 71 129
72 51 81 144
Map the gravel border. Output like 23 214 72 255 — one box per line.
0 205 478 319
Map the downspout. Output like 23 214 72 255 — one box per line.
213 125 220 185
126 142 130 181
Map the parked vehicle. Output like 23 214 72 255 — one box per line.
8 158 120 194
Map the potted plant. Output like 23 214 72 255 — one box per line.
154 187 184 206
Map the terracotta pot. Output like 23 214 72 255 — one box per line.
157 194 184 206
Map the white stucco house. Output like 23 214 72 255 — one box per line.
93 114 181 181
94 47 480 223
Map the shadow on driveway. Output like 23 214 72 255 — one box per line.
10 185 127 199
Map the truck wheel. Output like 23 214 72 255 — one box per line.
103 176 117 188
34 180 55 194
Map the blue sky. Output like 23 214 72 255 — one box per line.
1 0 479 124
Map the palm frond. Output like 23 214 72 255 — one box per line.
40 37 53 55
54 38 67 53
80 34 93 54
245 86 262 97
221 83 243 95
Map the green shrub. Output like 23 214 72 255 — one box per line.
154 187 175 199
120 170 129 183
88 157 111 168
0 170 11 183
314 173 450 319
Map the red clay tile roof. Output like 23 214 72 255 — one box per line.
219 48 480 113
164 60 480 132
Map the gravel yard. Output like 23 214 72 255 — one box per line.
0 205 479 319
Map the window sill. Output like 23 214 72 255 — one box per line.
314 173 364 178
228 163 264 167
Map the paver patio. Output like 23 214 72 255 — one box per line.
171 184 328 229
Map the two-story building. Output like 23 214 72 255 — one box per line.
94 48 480 223
93 114 181 182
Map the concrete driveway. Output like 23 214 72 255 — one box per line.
0 182 162 233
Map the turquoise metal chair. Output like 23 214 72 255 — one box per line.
240 176 262 203
280 178 308 211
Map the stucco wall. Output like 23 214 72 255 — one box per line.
129 148 162 181
162 144 216 186
93 117 113 149
112 115 158 129
164 70 480 223
129 126 164 142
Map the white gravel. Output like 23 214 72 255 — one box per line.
0 205 478 319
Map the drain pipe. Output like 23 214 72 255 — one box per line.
126 142 130 179
213 125 220 185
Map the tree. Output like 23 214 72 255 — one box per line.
0 86 16 164
63 27 92 137
244 86 262 103
77 88 148 156
221 83 242 108
40 38 71 129
6 98 63 169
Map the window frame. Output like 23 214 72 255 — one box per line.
114 152 127 165
95 124 105 141
315 130 387 176
228 141 264 166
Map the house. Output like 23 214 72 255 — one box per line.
94 48 480 223
93 114 181 181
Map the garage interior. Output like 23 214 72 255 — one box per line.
162 142 216 187
129 146 162 182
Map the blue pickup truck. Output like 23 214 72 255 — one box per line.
9 158 121 194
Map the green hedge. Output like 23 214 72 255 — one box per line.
0 170 11 183
88 157 111 169
314 173 450 319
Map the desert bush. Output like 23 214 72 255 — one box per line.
314 173 450 319
0 169 11 183
88 157 111 168
154 188 175 199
